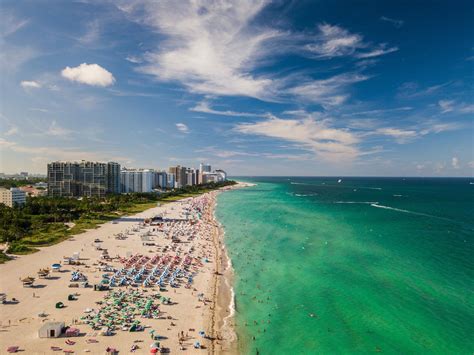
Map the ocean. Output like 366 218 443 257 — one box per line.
215 177 474 354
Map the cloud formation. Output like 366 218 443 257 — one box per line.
380 16 404 28
190 101 265 117
288 73 369 106
176 123 189 133
20 80 41 89
235 113 360 160
61 63 115 87
115 2 396 104
118 1 278 100
305 23 398 59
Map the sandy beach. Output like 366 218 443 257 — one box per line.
0 182 250 354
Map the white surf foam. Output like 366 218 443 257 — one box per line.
370 203 446 220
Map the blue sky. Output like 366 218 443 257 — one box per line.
0 0 472 176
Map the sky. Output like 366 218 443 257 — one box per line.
0 0 473 176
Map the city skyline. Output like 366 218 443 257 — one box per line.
0 1 473 176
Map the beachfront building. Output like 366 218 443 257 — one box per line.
199 163 211 184
120 168 154 193
169 166 187 188
186 168 199 186
106 162 121 194
47 161 121 198
153 170 168 189
0 187 27 207
201 168 227 183
199 163 211 173
167 173 176 189
215 169 227 181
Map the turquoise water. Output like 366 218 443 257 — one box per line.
216 177 474 354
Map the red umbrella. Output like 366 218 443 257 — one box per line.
150 348 158 354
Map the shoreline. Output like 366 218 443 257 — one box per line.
208 181 255 354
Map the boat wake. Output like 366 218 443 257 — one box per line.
370 203 450 221
335 201 378 204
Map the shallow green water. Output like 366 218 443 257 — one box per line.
216 177 474 354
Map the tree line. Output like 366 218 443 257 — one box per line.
0 180 236 251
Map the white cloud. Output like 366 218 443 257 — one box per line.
78 20 100 44
235 113 360 160
468 161 474 169
439 99 474 114
190 101 265 117
305 24 364 58
61 63 115 87
305 24 398 59
125 55 142 64
419 122 462 135
0 11 29 37
380 16 404 28
118 1 280 100
176 123 189 133
288 73 368 107
20 80 41 89
452 157 460 169
116 3 396 103
438 99 455 113
4 125 18 136
355 45 398 59
376 128 418 143
46 120 72 137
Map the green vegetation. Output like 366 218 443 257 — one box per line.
0 180 236 261
0 177 45 189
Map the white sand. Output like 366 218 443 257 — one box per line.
0 192 219 354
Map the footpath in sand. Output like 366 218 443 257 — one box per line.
0 185 248 355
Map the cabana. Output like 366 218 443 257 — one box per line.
38 322 64 338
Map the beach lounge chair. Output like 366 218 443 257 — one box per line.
6 346 19 353
65 339 76 345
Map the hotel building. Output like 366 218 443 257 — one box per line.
47 161 121 198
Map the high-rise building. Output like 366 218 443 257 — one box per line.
185 168 199 186
199 163 211 173
168 166 187 188
106 162 121 194
47 161 117 198
47 161 120 197
167 173 176 189
199 163 211 184
0 187 26 207
153 171 168 189
120 169 154 193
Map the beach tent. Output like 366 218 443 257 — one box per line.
38 322 64 338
